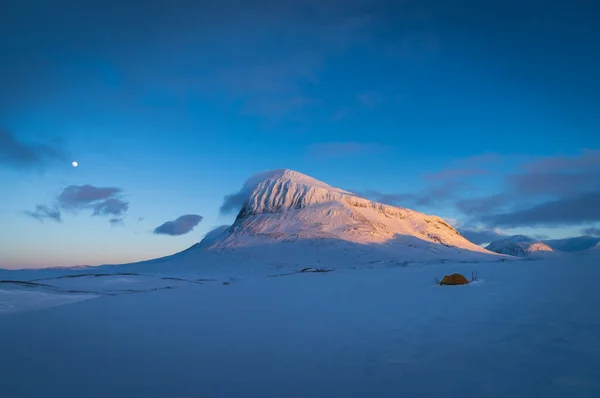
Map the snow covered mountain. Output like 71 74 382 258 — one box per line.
486 235 553 257
198 169 494 259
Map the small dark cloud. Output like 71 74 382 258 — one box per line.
92 198 129 216
137 217 145 222
58 185 122 209
110 218 124 226
57 185 129 222
581 227 600 237
25 205 62 223
480 192 600 228
307 142 386 160
0 129 65 170
221 191 250 215
457 228 508 245
25 184 129 225
153 214 204 236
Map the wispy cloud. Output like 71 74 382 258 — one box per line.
92 198 129 217
197 8 377 122
24 205 62 223
523 149 600 173
506 171 600 197
0 129 66 170
220 191 250 216
58 185 121 209
144 1 399 124
2 0 420 128
25 184 130 225
58 185 129 218
459 150 600 227
153 214 203 236
582 227 600 237
110 218 124 226
480 192 600 228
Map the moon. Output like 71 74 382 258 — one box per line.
72 161 78 167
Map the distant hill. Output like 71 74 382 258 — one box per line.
485 235 553 257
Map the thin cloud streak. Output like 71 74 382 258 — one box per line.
24 205 62 223
0 129 66 170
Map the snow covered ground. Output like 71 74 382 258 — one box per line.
2 170 598 397
1 250 600 398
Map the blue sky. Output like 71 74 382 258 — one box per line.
1 0 599 269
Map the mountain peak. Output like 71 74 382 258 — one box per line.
253 169 351 193
237 169 354 217
202 169 494 257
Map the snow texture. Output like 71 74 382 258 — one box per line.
1 253 600 398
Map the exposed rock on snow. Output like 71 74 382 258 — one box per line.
300 268 332 273
486 235 553 257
